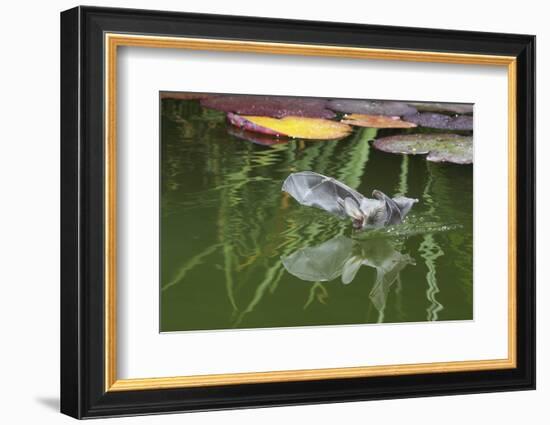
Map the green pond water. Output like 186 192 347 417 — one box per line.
160 98 473 332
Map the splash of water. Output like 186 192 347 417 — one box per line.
352 217 461 241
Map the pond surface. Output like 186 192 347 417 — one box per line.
160 98 473 332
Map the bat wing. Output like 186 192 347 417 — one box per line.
341 256 363 285
393 196 418 220
282 171 364 219
281 235 354 282
372 190 403 225
369 252 414 313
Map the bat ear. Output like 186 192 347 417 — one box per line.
343 197 364 221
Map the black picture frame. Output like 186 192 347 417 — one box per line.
61 5 535 419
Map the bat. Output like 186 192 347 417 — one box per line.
281 235 415 313
282 171 418 230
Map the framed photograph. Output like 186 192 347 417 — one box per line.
60 6 535 419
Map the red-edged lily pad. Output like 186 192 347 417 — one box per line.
403 112 473 130
327 99 417 116
341 114 417 128
201 95 335 119
227 127 290 146
373 134 473 164
227 113 280 136
228 113 352 140
160 92 212 100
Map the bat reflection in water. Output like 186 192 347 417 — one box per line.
282 171 418 230
281 235 415 313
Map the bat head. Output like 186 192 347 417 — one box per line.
342 197 367 229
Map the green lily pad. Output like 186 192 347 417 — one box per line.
341 114 417 128
327 99 417 116
373 134 473 164
403 112 473 130
408 102 473 114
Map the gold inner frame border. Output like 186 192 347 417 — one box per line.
104 33 517 392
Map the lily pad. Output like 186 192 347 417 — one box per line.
227 113 280 136
201 95 335 119
160 92 212 100
341 114 417 128
227 126 289 147
403 112 473 130
327 99 417 116
373 134 473 164
229 114 352 140
408 102 473 114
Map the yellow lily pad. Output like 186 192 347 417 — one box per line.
240 115 352 140
341 114 417 129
